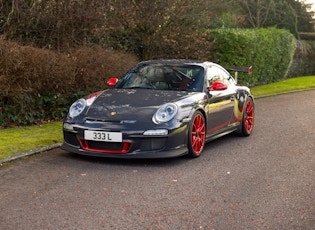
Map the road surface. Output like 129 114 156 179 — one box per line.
1 90 314 229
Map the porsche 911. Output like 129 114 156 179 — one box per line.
62 60 254 158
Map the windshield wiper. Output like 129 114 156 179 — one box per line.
124 86 155 89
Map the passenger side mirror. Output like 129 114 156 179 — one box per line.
209 81 228 91
106 78 118 87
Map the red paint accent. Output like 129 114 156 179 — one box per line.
80 139 132 154
106 78 119 87
209 81 228 91
248 66 253 74
207 121 230 134
87 91 102 99
231 115 242 123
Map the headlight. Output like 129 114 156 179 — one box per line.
69 99 86 118
153 103 178 124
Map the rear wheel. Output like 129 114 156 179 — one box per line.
240 97 254 136
187 111 206 158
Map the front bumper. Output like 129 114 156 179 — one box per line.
62 122 189 158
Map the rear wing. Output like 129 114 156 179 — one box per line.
224 66 252 83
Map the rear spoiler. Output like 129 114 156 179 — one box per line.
224 66 252 83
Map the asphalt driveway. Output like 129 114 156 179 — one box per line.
0 90 314 229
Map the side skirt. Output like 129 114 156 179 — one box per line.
205 126 238 143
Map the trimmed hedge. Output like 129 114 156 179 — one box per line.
0 28 303 127
0 38 138 127
209 28 296 86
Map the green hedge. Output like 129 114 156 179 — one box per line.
0 91 91 127
209 28 296 86
0 28 298 127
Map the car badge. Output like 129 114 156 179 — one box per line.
110 111 116 116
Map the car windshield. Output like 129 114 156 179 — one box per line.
115 63 205 92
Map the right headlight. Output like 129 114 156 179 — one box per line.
153 103 178 124
69 99 86 118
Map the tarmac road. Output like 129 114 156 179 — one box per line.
0 90 314 230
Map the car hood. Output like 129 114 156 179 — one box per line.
85 89 197 121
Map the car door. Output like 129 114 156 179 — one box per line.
205 64 236 134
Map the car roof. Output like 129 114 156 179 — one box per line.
135 60 232 77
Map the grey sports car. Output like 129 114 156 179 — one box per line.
62 60 254 158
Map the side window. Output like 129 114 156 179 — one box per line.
206 66 232 86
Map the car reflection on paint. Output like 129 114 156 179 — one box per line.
62 60 254 158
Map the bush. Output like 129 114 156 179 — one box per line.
0 38 76 97
287 40 315 77
71 47 138 90
209 28 296 86
0 92 89 127
0 38 138 127
101 27 214 61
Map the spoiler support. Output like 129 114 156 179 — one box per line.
224 66 252 83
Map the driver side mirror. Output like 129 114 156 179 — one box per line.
106 78 119 87
208 81 228 91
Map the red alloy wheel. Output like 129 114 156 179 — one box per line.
189 112 206 156
244 99 254 134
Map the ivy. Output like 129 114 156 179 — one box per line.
0 91 92 128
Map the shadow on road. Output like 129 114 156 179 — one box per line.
60 133 238 167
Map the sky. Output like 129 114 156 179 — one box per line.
301 0 315 18
302 0 315 10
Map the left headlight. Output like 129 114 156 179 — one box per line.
69 99 86 118
153 103 178 124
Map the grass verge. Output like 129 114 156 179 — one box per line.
0 76 314 160
0 122 63 160
250 76 315 96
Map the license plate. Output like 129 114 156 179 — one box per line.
84 130 122 142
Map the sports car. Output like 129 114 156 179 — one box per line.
62 60 254 158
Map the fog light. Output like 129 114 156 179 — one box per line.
143 129 168 136
63 123 74 131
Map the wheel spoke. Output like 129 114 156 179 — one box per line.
191 114 205 154
244 101 254 132
246 104 253 114
192 135 197 145
192 137 201 150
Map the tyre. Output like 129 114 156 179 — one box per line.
239 97 254 136
187 111 206 158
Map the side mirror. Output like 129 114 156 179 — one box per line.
209 81 228 91
106 78 118 87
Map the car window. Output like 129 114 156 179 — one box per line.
206 66 233 86
116 64 205 92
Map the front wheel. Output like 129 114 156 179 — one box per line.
239 97 254 136
187 111 206 158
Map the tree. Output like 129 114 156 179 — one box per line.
1 0 107 49
236 0 314 37
102 0 230 59
0 0 230 59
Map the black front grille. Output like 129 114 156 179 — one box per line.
140 138 167 151
64 131 80 147
86 117 120 123
87 141 125 151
